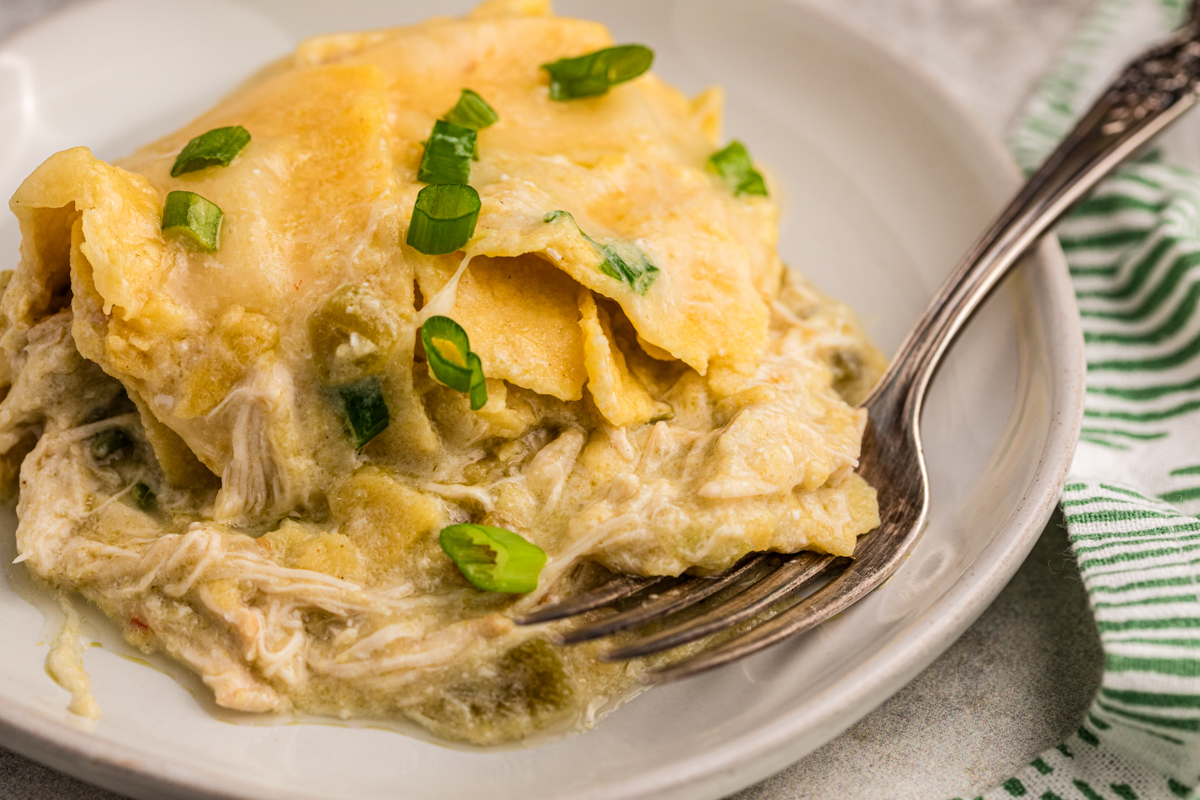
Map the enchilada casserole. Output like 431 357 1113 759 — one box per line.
0 0 884 744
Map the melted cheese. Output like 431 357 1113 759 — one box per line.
0 0 885 745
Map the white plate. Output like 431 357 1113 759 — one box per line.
0 1 1084 798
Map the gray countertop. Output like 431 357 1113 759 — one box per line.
0 1 1101 798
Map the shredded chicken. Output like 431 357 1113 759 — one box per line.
0 0 886 745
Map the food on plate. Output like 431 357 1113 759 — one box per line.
0 0 884 744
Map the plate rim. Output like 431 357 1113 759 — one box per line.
0 1 1086 798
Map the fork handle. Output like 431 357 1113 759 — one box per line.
867 10 1200 418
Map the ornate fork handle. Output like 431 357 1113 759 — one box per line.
870 9 1200 420
1102 23 1200 135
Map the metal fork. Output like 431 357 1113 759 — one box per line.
518 4 1200 683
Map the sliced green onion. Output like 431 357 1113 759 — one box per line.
338 378 390 450
171 126 251 177
444 89 499 131
600 241 659 295
543 209 580 228
129 482 156 511
407 184 480 255
541 44 654 101
418 120 477 185
544 209 600 247
439 524 546 593
707 140 768 197
467 352 487 411
90 428 131 460
162 191 223 252
420 315 488 410
421 316 472 392
544 209 658 294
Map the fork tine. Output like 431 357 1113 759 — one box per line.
557 554 771 645
643 514 922 683
515 573 666 625
642 566 870 683
600 552 844 661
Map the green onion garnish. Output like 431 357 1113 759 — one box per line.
406 184 481 255
542 209 579 228
90 429 130 460
170 126 251 177
162 191 223 252
444 89 499 131
707 140 768 197
418 120 477 185
129 482 156 511
422 316 472 392
543 210 659 295
541 44 654 101
420 315 487 410
543 209 600 248
467 352 487 411
338 378 390 450
600 241 659 295
439 524 546 593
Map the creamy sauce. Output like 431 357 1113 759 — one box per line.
45 595 99 719
0 0 885 744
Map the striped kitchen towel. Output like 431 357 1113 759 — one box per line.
963 1 1200 798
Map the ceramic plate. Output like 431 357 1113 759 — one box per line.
0 1 1084 798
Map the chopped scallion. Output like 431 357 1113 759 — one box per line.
542 209 580 228
338 378 390 450
420 316 488 410
707 140 768 197
162 191 223 252
599 241 659 295
90 428 131 460
418 120 477 185
421 316 472 392
541 44 654 101
171 126 251 177
467 352 487 411
544 209 659 294
444 89 499 131
130 482 156 511
406 184 481 255
439 524 546 593
543 209 599 247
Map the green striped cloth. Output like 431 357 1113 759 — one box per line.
961 1 1200 798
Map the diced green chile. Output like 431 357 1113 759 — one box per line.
414 638 571 734
162 191 223 251
129 482 156 511
407 184 481 255
308 284 401 385
90 428 131 460
420 316 487 410
418 120 477 184
444 89 499 131
707 140 768 197
541 45 654 100
543 210 658 294
496 639 573 713
171 126 251 177
339 378 390 450
830 350 863 385
439 524 546 593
